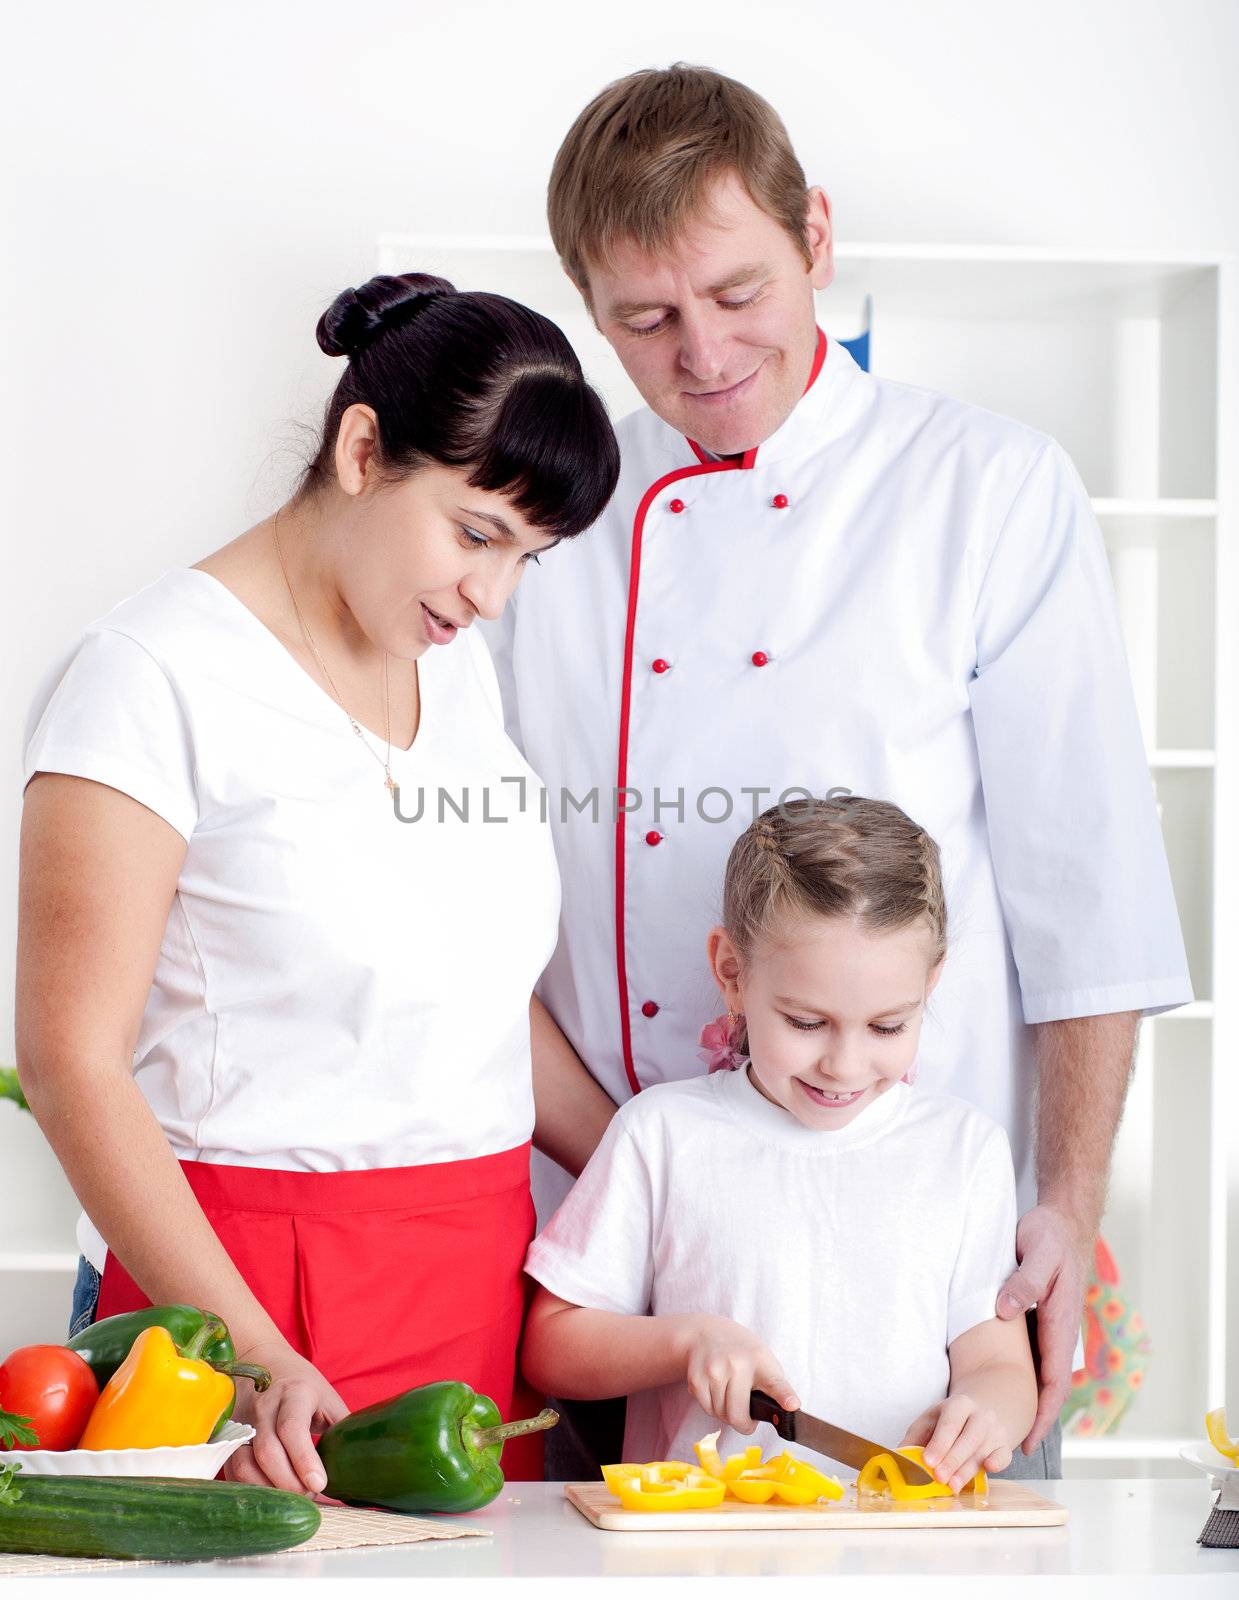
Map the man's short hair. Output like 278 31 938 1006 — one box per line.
548 63 812 301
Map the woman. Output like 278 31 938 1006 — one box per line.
16 272 621 1490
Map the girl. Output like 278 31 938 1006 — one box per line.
18 272 620 1492
522 794 1038 1491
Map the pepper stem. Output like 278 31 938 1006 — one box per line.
211 1360 273 1392
181 1314 229 1363
468 1407 559 1453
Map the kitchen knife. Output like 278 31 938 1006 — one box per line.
749 1390 935 1485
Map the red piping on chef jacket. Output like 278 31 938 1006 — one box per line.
614 328 829 1096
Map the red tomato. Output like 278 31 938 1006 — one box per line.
0 1345 99 1451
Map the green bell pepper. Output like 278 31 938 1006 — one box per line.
316 1379 558 1513
66 1305 269 1441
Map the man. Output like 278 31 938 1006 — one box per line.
482 63 1191 1477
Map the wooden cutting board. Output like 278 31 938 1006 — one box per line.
567 1479 1068 1531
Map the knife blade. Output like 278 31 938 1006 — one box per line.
748 1390 934 1485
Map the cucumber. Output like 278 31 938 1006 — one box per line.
0 1474 321 1561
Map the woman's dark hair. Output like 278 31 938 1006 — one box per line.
304 272 619 539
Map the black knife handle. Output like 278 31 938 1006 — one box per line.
749 1389 796 1440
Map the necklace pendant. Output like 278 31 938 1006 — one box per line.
385 772 397 797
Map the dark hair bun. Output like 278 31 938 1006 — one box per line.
316 272 455 359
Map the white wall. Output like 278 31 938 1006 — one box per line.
2 0 1237 1292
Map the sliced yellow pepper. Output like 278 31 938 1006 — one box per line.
726 1462 783 1504
1205 1408 1239 1463
635 1461 694 1483
600 1462 652 1496
603 1442 844 1512
857 1444 988 1501
762 1454 844 1505
728 1450 844 1505
693 1429 763 1481
602 1460 727 1512
78 1324 235 1451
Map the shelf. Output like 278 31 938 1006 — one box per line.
382 238 1228 269
1160 1001 1214 1022
1063 1436 1198 1461
382 236 1226 343
1148 749 1216 769
0 1251 78 1273
1093 499 1218 519
380 236 1224 501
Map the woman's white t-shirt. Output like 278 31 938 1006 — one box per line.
525 1066 1018 1475
23 568 561 1271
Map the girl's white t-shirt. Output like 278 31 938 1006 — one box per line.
525 1066 1018 1475
23 568 561 1272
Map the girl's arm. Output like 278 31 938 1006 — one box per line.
529 996 618 1177
523 1287 799 1433
900 1313 1038 1490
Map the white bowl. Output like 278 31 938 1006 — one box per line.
0 1419 255 1478
1178 1442 1239 1488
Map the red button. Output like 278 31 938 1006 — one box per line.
752 650 770 667
641 1000 660 1018
669 498 686 514
651 658 670 674
645 831 663 847
772 493 789 509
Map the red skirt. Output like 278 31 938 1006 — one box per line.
94 1142 545 1479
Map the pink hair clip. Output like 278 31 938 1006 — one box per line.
698 1011 746 1073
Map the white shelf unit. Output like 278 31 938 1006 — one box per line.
0 1251 78 1274
381 235 1236 1474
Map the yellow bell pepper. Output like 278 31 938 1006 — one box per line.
600 1462 651 1496
857 1444 987 1500
1205 1408 1239 1463
726 1475 781 1504
602 1445 845 1512
79 1324 236 1450
693 1429 764 1481
602 1460 727 1512
727 1450 844 1505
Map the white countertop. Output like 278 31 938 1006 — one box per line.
50 1478 1238 1592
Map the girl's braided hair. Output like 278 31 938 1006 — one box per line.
723 793 947 1056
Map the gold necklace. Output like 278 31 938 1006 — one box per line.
272 520 397 796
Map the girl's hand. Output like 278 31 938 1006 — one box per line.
222 1337 350 1496
899 1394 1011 1490
682 1315 799 1435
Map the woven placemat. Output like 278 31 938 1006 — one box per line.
1198 1478 1239 1549
0 1502 489 1574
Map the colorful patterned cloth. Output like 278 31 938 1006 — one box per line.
1062 1235 1151 1437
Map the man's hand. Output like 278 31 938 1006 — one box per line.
996 1202 1089 1454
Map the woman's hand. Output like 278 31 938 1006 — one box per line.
899 1394 1011 1490
682 1315 799 1435
222 1337 350 1496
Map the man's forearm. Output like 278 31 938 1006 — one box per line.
530 994 618 1177
1031 1010 1140 1242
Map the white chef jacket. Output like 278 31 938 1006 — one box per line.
482 330 1192 1220
24 567 561 1269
